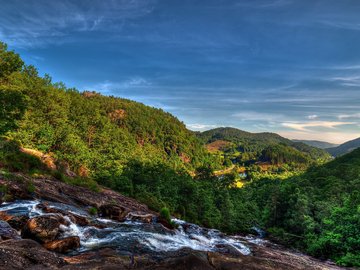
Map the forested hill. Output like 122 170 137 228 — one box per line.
0 42 209 178
326 137 360 157
242 147 360 266
198 127 331 164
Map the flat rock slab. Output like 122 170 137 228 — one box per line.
0 239 65 269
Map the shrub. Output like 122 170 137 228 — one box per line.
160 207 171 221
88 207 98 216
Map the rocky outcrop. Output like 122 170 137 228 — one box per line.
21 215 63 243
0 239 65 269
43 236 80 253
0 220 21 240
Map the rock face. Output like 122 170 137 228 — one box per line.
0 239 65 269
43 236 80 253
21 215 62 243
0 220 21 240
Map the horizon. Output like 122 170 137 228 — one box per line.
1 0 359 144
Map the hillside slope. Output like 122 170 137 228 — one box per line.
326 137 360 157
0 42 209 181
242 148 360 266
198 127 331 166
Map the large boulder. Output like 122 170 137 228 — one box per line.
99 204 129 222
37 203 90 226
21 215 63 243
0 239 65 269
43 236 80 253
0 220 21 240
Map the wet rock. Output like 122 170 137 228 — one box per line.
43 236 80 253
0 239 65 269
127 212 155 223
0 220 21 240
215 243 247 257
37 203 90 226
21 215 62 243
157 216 176 230
99 204 129 222
0 211 28 230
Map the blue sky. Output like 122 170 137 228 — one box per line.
1 0 359 143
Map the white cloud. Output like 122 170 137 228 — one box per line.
186 124 219 131
307 114 318 120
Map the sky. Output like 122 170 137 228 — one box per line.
1 0 359 144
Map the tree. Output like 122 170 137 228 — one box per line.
0 42 24 78
0 89 27 134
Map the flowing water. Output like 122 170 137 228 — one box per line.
0 200 263 257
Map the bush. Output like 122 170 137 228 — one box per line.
160 207 171 222
88 207 98 216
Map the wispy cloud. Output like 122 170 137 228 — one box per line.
0 0 156 48
85 77 151 94
282 121 354 131
330 75 360 87
338 113 360 119
232 111 285 121
279 131 359 144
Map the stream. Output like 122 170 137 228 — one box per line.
0 200 263 258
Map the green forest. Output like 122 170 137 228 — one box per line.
0 42 359 267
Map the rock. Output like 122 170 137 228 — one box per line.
214 243 247 257
155 251 213 270
99 204 129 222
127 212 155 223
0 220 21 240
0 211 28 230
21 215 62 243
0 239 65 269
157 216 176 230
43 236 80 253
37 203 90 226
62 248 149 269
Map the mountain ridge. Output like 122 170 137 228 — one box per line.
326 137 360 157
292 139 339 149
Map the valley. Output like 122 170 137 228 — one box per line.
0 41 359 269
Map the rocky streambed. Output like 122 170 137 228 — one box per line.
0 174 345 269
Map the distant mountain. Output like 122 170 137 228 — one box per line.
292 139 338 149
198 127 331 165
326 137 360 157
